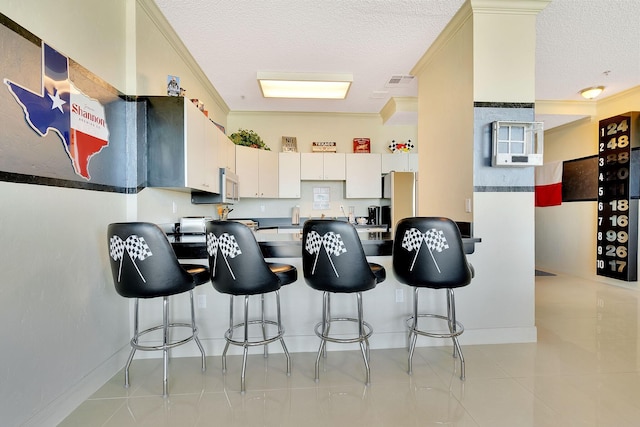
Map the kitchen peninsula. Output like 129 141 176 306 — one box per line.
170 223 480 259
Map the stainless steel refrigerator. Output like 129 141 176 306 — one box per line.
381 171 416 233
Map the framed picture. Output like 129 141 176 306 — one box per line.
282 136 297 152
353 138 370 153
167 75 180 97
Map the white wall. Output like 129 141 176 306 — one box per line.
0 1 135 425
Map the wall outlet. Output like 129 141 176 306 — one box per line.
197 294 206 308
395 288 404 303
260 205 266 212
172 201 177 214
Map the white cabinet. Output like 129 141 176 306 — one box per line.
345 153 381 198
147 96 219 193
236 145 278 198
381 153 419 173
216 130 236 173
278 152 301 198
300 153 346 180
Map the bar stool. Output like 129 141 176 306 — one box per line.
107 222 208 397
392 217 473 380
302 220 386 385
205 220 296 393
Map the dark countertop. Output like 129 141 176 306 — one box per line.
170 231 480 259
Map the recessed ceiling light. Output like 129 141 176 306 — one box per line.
580 86 605 99
257 72 352 99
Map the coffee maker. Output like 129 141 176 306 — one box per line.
367 206 381 225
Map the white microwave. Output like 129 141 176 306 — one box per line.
219 168 239 204
190 168 239 204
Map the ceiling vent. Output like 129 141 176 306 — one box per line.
386 75 415 87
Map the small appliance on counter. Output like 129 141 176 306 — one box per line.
179 216 212 234
367 206 381 225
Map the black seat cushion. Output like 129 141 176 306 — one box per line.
268 263 298 286
108 222 204 298
369 262 386 284
181 264 210 286
206 220 284 296
392 217 473 289
302 220 383 293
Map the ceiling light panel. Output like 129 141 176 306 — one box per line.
257 72 352 99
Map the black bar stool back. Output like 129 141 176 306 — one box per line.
392 217 473 380
107 222 208 397
205 220 295 393
302 219 385 385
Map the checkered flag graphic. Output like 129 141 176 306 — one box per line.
424 229 449 253
109 234 153 283
401 227 449 273
206 232 220 276
305 230 347 277
207 232 242 280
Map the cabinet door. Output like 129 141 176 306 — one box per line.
236 145 260 197
258 150 279 198
202 120 219 193
322 153 346 180
279 152 301 198
184 101 207 191
345 153 381 198
408 153 419 172
300 153 324 180
226 137 236 172
381 153 408 173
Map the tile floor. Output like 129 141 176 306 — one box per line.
60 273 640 426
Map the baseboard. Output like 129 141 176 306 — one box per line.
22 345 131 427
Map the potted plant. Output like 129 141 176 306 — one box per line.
229 129 270 150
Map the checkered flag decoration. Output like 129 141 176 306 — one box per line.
305 230 347 277
109 234 153 283
401 227 449 273
206 232 242 280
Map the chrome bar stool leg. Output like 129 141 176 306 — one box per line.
315 292 329 382
189 290 206 372
408 287 419 375
240 295 250 393
162 296 169 397
448 289 465 380
357 292 371 386
222 295 233 373
276 290 291 375
262 294 268 358
124 298 139 388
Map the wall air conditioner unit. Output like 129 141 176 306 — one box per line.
492 121 544 167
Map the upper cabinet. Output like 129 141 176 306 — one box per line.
381 153 419 173
236 145 278 198
217 130 236 173
300 153 346 180
345 153 381 198
279 152 301 198
146 96 220 193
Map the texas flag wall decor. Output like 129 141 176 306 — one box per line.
535 161 563 207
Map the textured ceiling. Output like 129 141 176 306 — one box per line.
153 0 640 129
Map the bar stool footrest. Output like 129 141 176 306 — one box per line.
406 314 464 339
314 317 373 344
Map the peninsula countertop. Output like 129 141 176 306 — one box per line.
169 230 480 259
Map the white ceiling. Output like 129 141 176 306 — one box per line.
152 0 640 129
